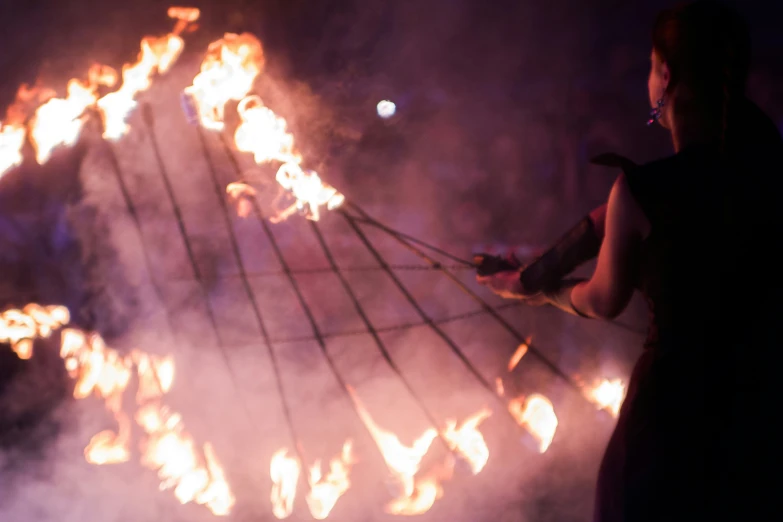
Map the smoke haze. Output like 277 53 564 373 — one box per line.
1 0 782 520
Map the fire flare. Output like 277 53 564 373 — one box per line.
234 95 300 164
0 125 27 177
184 33 265 131
97 8 199 140
589 378 626 417
346 385 442 515
271 448 301 519
188 32 344 222
30 77 101 164
508 337 531 372
385 459 454 517
58 324 235 516
306 440 355 520
226 181 257 218
441 408 492 475
508 394 558 453
0 8 197 177
270 163 345 223
0 304 70 359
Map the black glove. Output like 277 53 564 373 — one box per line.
473 253 520 277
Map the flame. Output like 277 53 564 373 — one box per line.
57 323 234 516
441 408 492 475
306 440 354 520
98 10 198 140
386 458 454 517
346 385 443 515
0 9 196 174
1 84 56 177
0 124 27 177
226 181 257 218
495 378 505 397
29 78 98 164
1 304 70 359
234 96 300 164
271 448 301 519
508 337 531 372
168 6 201 35
270 163 345 223
187 32 344 223
508 394 558 453
184 33 265 131
85 411 132 465
589 378 626 417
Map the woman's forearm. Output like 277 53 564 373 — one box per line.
544 279 592 317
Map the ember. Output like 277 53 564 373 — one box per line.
508 337 531 372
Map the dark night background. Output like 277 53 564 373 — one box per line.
0 0 782 521
3 0 782 242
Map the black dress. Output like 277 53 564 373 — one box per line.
592 100 783 522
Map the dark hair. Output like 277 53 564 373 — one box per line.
652 1 751 150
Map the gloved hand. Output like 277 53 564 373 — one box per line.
474 252 548 303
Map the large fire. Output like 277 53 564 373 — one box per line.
0 7 198 177
345 385 492 516
269 440 355 520
0 304 234 515
0 6 627 519
182 33 344 222
60 328 236 515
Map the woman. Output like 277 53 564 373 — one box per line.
478 2 782 521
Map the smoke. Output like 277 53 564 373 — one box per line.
2 0 783 520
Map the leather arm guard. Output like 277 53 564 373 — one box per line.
518 214 602 294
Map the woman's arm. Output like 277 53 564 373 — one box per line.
566 174 648 319
589 203 607 240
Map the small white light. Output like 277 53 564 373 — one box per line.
376 100 396 119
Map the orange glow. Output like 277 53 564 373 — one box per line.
508 337 531 372
234 95 300 164
30 78 98 164
187 32 344 222
226 181 257 218
1 304 70 359
98 8 199 141
0 124 27 177
271 448 301 519
184 33 265 131
508 394 558 453
0 8 196 175
306 440 355 519
589 378 626 417
441 408 492 475
346 385 442 515
270 163 345 223
57 323 235 516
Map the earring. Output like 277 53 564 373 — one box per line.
647 97 665 126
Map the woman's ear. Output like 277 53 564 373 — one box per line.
660 61 671 92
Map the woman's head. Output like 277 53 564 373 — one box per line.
648 1 751 144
